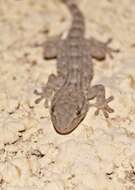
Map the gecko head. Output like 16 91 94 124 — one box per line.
50 87 89 135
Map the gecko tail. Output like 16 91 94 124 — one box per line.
62 0 76 5
62 0 85 38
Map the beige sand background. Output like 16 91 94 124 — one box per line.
0 0 135 189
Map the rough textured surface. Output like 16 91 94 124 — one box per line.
0 0 135 189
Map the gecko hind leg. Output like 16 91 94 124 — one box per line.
34 36 62 59
88 37 119 60
88 84 114 118
43 37 60 59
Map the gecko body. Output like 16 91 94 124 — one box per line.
35 0 118 134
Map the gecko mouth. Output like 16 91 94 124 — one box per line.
52 114 85 135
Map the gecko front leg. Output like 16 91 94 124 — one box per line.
88 84 114 118
34 74 64 108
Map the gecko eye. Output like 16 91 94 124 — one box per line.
76 109 81 116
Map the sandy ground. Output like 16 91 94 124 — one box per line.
0 0 135 189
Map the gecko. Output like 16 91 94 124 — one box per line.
34 0 119 134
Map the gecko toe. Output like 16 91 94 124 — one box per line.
35 96 44 104
34 89 42 95
106 96 114 103
104 38 120 59
106 105 114 113
103 110 109 118
94 109 100 116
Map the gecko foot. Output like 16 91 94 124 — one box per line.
89 37 120 60
34 87 51 108
34 74 60 108
90 96 114 118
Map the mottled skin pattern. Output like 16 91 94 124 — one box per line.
34 0 118 134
